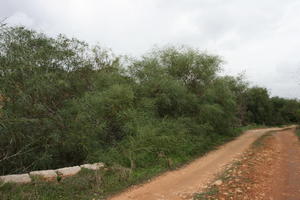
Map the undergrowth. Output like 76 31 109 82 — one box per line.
296 127 300 139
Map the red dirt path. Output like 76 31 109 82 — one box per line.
197 127 300 200
268 128 300 200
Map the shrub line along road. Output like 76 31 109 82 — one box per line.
109 127 293 200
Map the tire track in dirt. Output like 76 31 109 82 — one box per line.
268 128 300 200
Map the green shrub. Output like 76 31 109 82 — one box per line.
0 24 299 177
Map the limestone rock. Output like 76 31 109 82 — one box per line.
0 174 31 184
80 162 104 170
236 188 243 193
56 166 81 177
213 179 223 186
29 170 57 180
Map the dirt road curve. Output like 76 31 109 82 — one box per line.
109 127 288 200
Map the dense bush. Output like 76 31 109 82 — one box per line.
0 25 299 175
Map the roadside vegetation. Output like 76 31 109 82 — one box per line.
0 24 300 199
296 127 300 139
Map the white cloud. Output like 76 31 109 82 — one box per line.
1 0 300 98
6 12 34 27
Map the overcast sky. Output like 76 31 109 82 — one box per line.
1 0 300 98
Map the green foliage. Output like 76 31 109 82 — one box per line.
0 24 299 184
243 88 300 126
244 87 272 124
296 127 300 139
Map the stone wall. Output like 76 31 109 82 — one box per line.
0 162 104 184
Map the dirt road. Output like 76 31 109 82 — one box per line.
109 127 289 200
192 126 300 199
268 128 300 200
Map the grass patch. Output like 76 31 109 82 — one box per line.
0 166 167 200
236 124 268 132
194 186 219 200
296 127 300 139
252 130 276 148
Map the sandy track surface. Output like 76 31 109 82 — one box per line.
195 126 300 199
109 127 289 200
268 128 300 200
